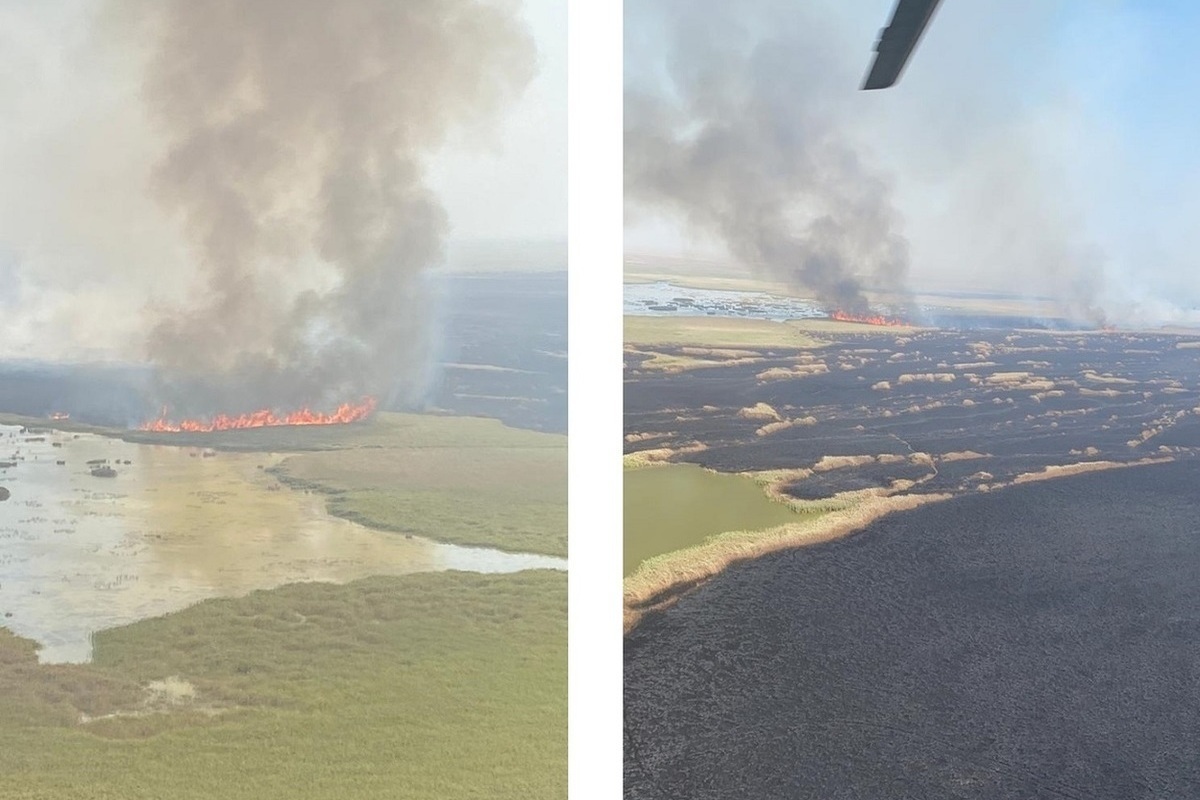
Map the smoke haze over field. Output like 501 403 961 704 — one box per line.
625 1 1200 327
625 1 912 314
0 0 564 415
125 0 535 414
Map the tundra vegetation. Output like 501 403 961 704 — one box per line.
0 413 566 799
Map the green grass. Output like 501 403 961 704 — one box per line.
269 414 566 558
10 411 567 558
623 463 802 575
326 490 565 557
0 570 566 800
0 410 566 795
624 315 823 350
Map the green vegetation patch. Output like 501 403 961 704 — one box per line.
624 463 800 575
271 413 566 557
0 570 566 800
327 489 566 558
624 315 823 350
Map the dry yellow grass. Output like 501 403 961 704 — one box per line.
940 450 988 462
624 431 674 444
630 348 767 372
813 454 877 472
738 402 782 421
897 373 956 384
623 442 708 469
624 315 822 349
623 492 951 632
755 420 798 437
756 363 830 381
1009 456 1172 485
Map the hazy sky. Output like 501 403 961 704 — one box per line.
0 0 564 361
626 0 1200 322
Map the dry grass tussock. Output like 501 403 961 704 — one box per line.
1010 456 1172 486
755 417 816 437
813 454 876 472
678 347 761 358
1082 370 1137 385
623 442 707 469
756 363 830 382
939 450 988 462
631 349 765 373
898 372 956 384
738 402 781 421
623 492 951 633
1080 387 1132 398
624 431 673 444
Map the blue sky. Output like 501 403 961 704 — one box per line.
625 1 1200 321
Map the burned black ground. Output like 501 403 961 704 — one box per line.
626 329 1200 495
625 461 1200 799
0 271 567 434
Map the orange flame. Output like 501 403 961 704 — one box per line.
140 397 378 433
49 412 70 420
830 309 909 327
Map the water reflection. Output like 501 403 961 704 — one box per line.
0 425 562 662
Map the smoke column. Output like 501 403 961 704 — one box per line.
118 0 534 416
625 1 912 315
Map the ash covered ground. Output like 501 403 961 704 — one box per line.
625 462 1200 799
0 271 566 434
626 325 1200 797
625 327 1200 496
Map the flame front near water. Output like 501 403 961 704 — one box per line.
830 310 909 327
140 397 378 433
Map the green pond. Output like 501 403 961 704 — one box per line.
624 463 798 576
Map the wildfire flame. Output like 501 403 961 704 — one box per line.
140 397 378 433
830 309 909 327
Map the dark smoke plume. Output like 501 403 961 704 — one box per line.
119 0 534 416
625 2 912 315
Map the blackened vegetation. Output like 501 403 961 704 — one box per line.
0 272 566 435
625 329 1200 496
0 363 149 428
428 272 567 433
625 462 1200 798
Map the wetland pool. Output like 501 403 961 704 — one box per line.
623 463 798 576
0 425 563 662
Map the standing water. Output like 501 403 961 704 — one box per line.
0 424 563 662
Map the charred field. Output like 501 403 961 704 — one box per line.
626 327 1200 494
625 462 1200 798
625 323 1200 797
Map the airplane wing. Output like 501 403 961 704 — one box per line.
861 0 942 90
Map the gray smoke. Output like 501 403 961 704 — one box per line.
118 0 534 416
625 1 912 315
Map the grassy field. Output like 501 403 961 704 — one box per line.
624 315 824 350
1 409 566 797
270 413 566 558
0 570 566 800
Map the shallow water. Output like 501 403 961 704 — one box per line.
0 425 563 662
623 281 825 320
623 463 797 575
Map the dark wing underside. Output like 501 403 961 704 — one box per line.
862 0 942 90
